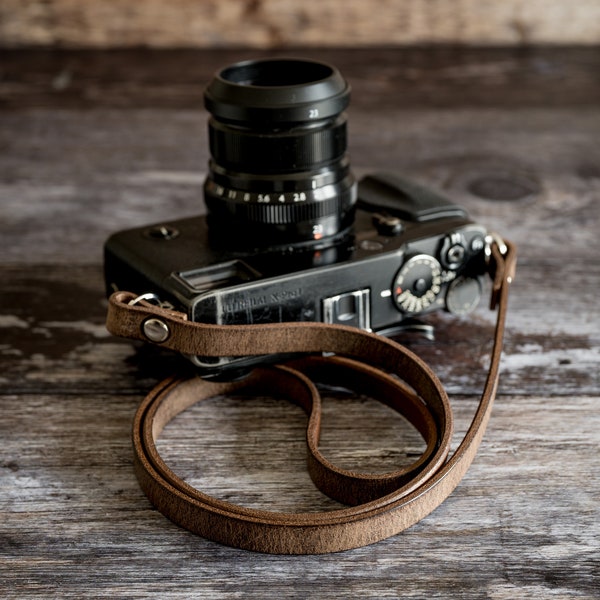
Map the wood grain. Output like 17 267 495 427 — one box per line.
2 47 600 110
0 48 598 597
1 0 599 48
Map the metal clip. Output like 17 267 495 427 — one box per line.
127 292 174 310
484 232 508 264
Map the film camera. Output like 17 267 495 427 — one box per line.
104 58 489 377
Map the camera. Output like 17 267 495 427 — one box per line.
104 58 489 377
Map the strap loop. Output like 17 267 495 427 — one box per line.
107 239 516 554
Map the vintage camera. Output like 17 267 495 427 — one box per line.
104 58 488 377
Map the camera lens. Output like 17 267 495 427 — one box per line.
203 58 356 249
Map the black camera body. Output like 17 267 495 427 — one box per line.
104 58 489 377
105 173 488 375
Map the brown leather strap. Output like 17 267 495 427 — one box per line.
106 239 516 554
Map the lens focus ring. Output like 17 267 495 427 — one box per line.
209 117 347 172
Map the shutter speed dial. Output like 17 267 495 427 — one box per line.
393 255 443 314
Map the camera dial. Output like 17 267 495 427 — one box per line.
446 276 483 315
393 255 444 314
440 232 469 270
203 58 356 250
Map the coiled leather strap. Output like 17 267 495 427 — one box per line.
106 240 516 554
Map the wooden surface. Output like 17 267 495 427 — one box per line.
1 48 599 597
1 0 600 47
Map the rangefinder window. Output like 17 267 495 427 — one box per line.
178 261 259 292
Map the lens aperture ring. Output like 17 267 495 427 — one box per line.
240 196 346 225
205 176 356 225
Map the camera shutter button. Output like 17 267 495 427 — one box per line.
413 278 428 293
441 232 467 269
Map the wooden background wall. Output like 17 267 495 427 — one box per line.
1 0 599 48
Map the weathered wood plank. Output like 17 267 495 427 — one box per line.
1 392 598 597
2 47 600 109
0 48 598 598
1 0 599 48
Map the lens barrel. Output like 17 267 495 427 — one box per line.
203 58 357 249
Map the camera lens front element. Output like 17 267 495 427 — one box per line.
203 58 357 249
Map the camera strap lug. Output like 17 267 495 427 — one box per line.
106 238 516 554
485 232 508 262
485 233 515 310
128 292 175 311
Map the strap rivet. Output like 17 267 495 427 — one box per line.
142 318 170 343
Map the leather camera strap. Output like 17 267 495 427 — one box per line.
106 239 516 554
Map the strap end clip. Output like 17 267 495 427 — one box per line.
486 234 516 310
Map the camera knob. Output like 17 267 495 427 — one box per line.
440 232 467 270
393 255 443 314
445 276 482 315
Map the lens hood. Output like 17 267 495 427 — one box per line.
204 58 351 124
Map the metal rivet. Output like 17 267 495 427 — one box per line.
142 318 170 343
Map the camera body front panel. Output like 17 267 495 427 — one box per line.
105 174 488 376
